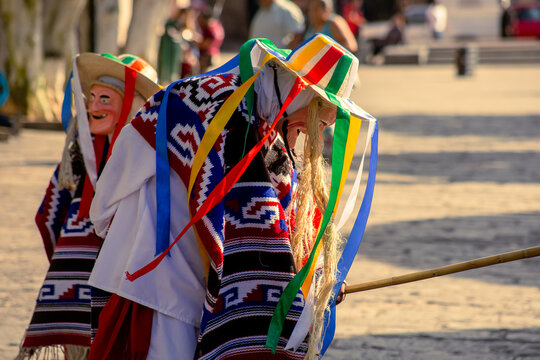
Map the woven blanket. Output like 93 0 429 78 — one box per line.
131 71 308 358
21 152 104 354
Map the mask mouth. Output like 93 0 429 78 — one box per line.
320 118 333 127
91 114 107 120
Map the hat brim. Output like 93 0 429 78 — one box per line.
251 38 375 122
306 82 376 122
76 53 160 100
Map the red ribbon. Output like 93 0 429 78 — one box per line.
126 77 307 281
108 66 137 159
80 67 137 220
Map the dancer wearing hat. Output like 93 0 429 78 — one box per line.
16 53 159 360
88 33 378 359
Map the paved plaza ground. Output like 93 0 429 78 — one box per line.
1 63 539 359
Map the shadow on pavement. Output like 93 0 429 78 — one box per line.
374 151 540 184
378 114 540 138
325 327 540 360
359 213 540 288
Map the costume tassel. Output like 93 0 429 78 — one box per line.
14 344 67 360
58 117 78 191
64 345 89 360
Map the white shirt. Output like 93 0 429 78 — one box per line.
426 4 448 33
249 0 305 48
89 124 206 327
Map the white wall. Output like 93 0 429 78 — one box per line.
442 0 502 40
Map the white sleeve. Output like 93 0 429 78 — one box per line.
283 4 305 34
90 124 156 237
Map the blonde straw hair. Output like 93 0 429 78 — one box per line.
58 118 78 190
290 98 342 359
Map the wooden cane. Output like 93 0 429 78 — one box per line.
345 245 540 294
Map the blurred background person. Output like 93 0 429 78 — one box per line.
304 0 358 53
426 0 448 40
500 0 513 38
157 2 200 84
196 8 225 73
301 0 359 159
250 0 306 49
157 4 186 84
343 0 365 42
291 0 310 18
367 10 406 64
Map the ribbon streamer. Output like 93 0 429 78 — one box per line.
319 120 378 356
153 54 242 256
155 83 174 255
61 72 73 132
266 105 350 352
108 66 137 158
126 77 306 281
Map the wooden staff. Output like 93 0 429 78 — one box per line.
345 245 540 294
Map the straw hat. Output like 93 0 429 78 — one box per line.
58 53 160 191
76 53 160 101
247 33 373 121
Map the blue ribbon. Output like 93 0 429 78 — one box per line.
0 72 9 107
320 121 379 357
154 56 239 256
155 83 173 255
60 72 73 132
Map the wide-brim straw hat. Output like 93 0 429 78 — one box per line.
76 53 160 101
247 33 374 121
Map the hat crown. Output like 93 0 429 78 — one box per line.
253 34 359 100
103 53 159 84
76 52 161 101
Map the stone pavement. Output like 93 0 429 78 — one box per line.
1 64 539 359
324 64 540 360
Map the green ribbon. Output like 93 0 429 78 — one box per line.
239 38 291 158
266 103 350 352
237 37 355 352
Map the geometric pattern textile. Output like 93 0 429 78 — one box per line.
131 70 308 358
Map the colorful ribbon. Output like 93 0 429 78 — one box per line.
108 66 137 158
153 55 239 257
285 114 363 351
187 53 273 198
266 104 350 352
319 120 378 356
61 72 73 132
126 77 306 282
155 82 174 256
0 72 8 107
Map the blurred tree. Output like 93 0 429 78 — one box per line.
0 0 52 122
124 0 170 65
0 1 86 122
43 0 88 122
0 0 171 123
95 0 120 53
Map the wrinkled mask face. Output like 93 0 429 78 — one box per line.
283 103 336 149
87 84 123 135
